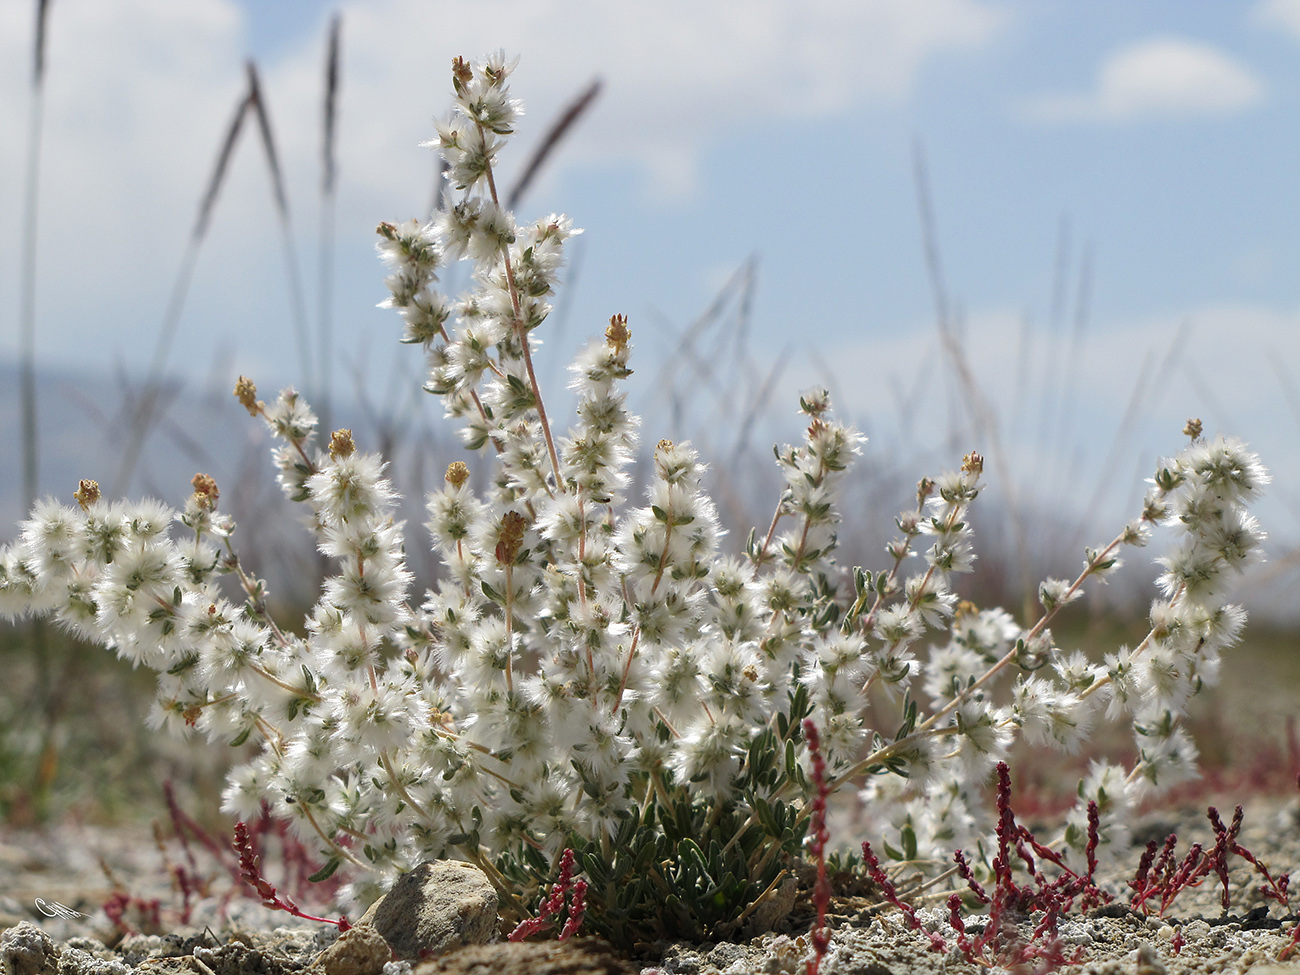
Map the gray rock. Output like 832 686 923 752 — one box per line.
1 923 59 975
358 863 497 961
313 924 392 975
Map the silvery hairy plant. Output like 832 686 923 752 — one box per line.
0 53 1269 946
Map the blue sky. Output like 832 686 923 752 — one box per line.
3 0 1300 561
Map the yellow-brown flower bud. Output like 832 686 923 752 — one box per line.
234 376 261 417
605 314 630 353
329 429 355 459
74 479 100 511
445 461 470 488
452 55 473 92
916 477 935 509
191 472 219 511
495 510 528 565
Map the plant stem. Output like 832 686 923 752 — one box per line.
479 122 564 492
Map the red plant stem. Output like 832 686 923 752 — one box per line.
509 847 584 943
802 720 831 975
233 821 350 930
947 893 976 962
1281 919 1300 961
862 840 947 952
953 849 988 903
559 880 587 940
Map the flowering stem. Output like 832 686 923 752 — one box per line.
479 124 564 493
755 505 784 566
249 662 321 702
911 531 1128 738
296 803 369 870
577 498 589 611
504 563 515 694
611 626 641 715
845 494 927 634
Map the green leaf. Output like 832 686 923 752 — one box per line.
680 839 713 884
902 824 918 862
166 653 199 675
308 856 342 883
895 697 918 740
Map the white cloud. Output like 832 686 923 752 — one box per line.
1020 37 1264 123
330 0 1004 199
1253 0 1300 40
0 0 1004 384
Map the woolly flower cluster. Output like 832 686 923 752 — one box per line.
0 55 1269 913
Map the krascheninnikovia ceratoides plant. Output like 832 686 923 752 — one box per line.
0 53 1270 946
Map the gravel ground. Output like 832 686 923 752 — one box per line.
1 792 1297 974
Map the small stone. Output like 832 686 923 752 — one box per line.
412 938 636 975
314 924 392 975
1 923 59 975
1133 942 1166 975
743 878 798 939
55 946 129 975
133 960 200 975
358 862 497 961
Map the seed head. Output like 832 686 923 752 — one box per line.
1183 417 1203 441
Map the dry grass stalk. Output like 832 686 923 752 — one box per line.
245 62 314 398
317 13 343 436
111 76 258 495
507 77 602 210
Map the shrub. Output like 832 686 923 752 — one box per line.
0 53 1270 948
